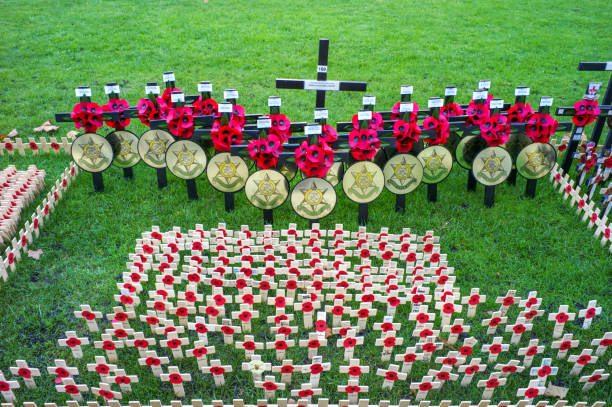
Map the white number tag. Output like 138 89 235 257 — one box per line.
268 96 281 107
357 110 372 121
515 87 530 96
163 72 175 82
224 89 239 99
145 85 160 95
478 80 491 90
219 102 232 113
473 90 488 100
399 102 414 113
171 93 185 103
489 99 504 109
606 62 612 71
305 124 322 135
445 87 457 96
104 84 120 95
314 109 328 120
257 117 271 129
198 82 212 92
363 95 376 105
400 85 413 95
75 87 92 97
539 97 553 107
317 65 328 73
428 98 443 109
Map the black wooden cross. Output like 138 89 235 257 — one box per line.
578 61 612 146
276 39 367 109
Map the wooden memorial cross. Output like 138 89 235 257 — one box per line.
417 336 443 363
170 300 196 327
276 39 367 110
435 299 462 327
442 318 471 345
578 299 602 329
435 351 466 369
55 377 88 401
337 329 364 361
202 359 233 387
107 306 136 330
0 371 19 403
529 357 558 387
302 356 331 387
160 366 192 397
339 358 370 381
477 372 507 400
237 334 264 360
102 368 138 393
505 316 533 344
160 331 189 359
410 376 441 401
266 334 296 361
337 379 369 405
86 355 117 378
548 304 576 337
296 296 321 329
394 346 422 374
482 336 509 363
125 332 156 357
568 348 598 376
461 287 486 317
495 289 520 315
47 359 79 382
579 368 610 391
255 375 286 400
517 338 545 367
519 290 542 310
74 304 103 332
578 60 612 145
458 358 487 386
325 299 353 326
242 355 272 382
93 332 125 363
551 333 580 359
428 365 459 390
409 304 435 328
299 331 328 359
482 310 508 335
232 304 260 332
187 339 216 370
375 331 403 361
92 381 123 401
58 331 89 359
591 332 612 356
291 383 322 402
272 359 298 384
517 378 546 401
376 364 407 390
494 359 525 377
137 350 169 377
9 360 40 389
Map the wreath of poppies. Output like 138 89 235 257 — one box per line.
465 100 491 127
230 104 246 128
269 114 292 143
392 119 421 153
525 112 559 143
102 98 130 129
294 140 334 177
165 106 194 139
573 99 600 127
506 102 534 123
320 124 338 144
70 102 103 133
390 101 419 123
136 98 164 127
352 112 384 131
159 87 182 110
480 113 511 147
211 119 243 151
192 97 219 117
247 136 281 169
348 128 380 160
441 103 464 117
422 113 450 145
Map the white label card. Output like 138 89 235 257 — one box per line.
305 125 322 135
224 89 239 99
171 93 185 103
163 73 175 82
317 65 328 74
428 98 443 109
540 97 553 107
490 99 504 109
219 103 232 113
401 85 413 95
515 87 530 96
303 80 340 91
357 110 372 121
363 95 376 105
383 315 394 323
145 85 161 95
473 90 488 100
198 82 212 92
478 80 491 90
606 62 612 71
314 109 328 120
268 97 281 107
557 108 564 115
399 102 414 113
75 87 92 97
445 87 457 96
104 85 120 95
257 118 271 128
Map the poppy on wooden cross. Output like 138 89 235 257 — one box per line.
55 377 88 401
9 360 40 389
458 358 486 386
477 372 507 400
160 366 192 398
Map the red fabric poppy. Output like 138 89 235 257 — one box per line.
102 98 130 129
210 366 225 375
391 102 419 122
358 308 369 318
526 113 558 143
115 375 131 385
348 128 380 160
513 324 526 334
524 310 538 320
302 302 314 312
295 140 334 177
384 337 396 347
298 389 314 398
55 367 70 378
145 357 160 366
17 368 31 378
437 371 450 381
412 294 425 304
489 344 502 354
281 365 294 374
98 389 115 400
573 99 600 126
310 364 323 374
524 388 539 398
538 366 551 377
589 374 602 383
416 313 429 323
321 124 338 144
385 371 398 381
502 365 517 373
137 98 163 127
96 364 110 375
166 106 194 138
352 112 384 130
263 381 277 391
307 340 320 348
466 101 490 126
103 341 115 351
332 305 344 316
228 104 246 127
66 338 81 347
274 340 287 350
167 339 182 349
64 384 79 394
192 97 219 117
507 102 534 123
489 317 501 327
555 313 569 323
526 346 538 356
169 373 183 384
81 310 96 320
211 119 243 151
486 378 499 388
393 119 422 153
420 329 433 338
71 102 103 132
577 355 592 365
465 365 479 374
221 326 235 335
443 357 457 365
559 341 572 350
158 88 182 110
423 342 436 352
344 337 357 348
134 339 149 348
442 303 455 314
269 114 292 142
362 294 375 302
419 382 432 391
585 307 597 318
345 385 361 393
248 136 281 169
480 113 510 147
315 320 328 332
422 114 450 145
441 103 464 117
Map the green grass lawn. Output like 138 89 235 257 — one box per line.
0 0 610 405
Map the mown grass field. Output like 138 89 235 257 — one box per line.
0 0 610 405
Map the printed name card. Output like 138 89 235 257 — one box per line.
515 87 530 96
268 96 281 107
445 86 457 96
104 84 120 95
257 117 272 129
363 95 376 105
219 103 233 113
224 89 239 99
171 92 185 103
74 87 91 97
314 108 328 120
198 82 212 92
163 72 175 82
145 85 161 95
401 85 414 95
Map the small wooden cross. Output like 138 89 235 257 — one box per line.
55 377 88 401
410 375 441 401
290 382 322 402
375 363 406 389
591 332 612 356
187 339 216 370
47 359 79 382
160 366 192 397
236 334 264 360
435 300 463 326
271 359 297 384
494 359 525 377
579 368 609 391
94 333 124 362
86 355 117 378
266 334 296 360
458 357 486 386
477 372 507 400
219 318 242 345
428 365 459 390
74 304 103 332
102 368 139 393
481 311 507 335
255 375 286 400
517 378 546 400
519 290 542 310
350 302 377 331
578 299 602 329
441 318 471 344
338 358 370 381
231 304 260 332
505 316 533 344
187 315 211 344
434 351 466 368
299 332 328 359
551 333 580 359
336 329 364 360
301 356 331 387
160 331 189 359
375 332 403 361
170 300 197 326
529 357 558 387
0 371 19 402
325 299 353 326
495 289 521 315
337 379 369 405
92 381 123 401
137 350 169 377
242 355 272 382
568 348 598 376
58 331 89 359
408 304 435 327
9 360 40 388
548 304 576 337
124 331 156 358
482 336 509 362
512 342 540 371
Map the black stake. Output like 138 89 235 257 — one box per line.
122 167 133 179
358 203 368 225
525 179 537 198
186 179 198 200
263 209 273 225
484 185 495 207
225 192 234 212
395 194 406 212
92 172 104 192
156 168 167 189
427 184 437 202
467 172 477 191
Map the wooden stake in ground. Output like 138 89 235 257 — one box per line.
517 379 546 400
124 332 156 358
187 340 216 370
291 382 322 402
494 359 525 377
481 311 507 335
160 331 189 359
74 304 103 332
477 372 507 400
529 358 558 387
548 304 576 338
266 334 296 361
482 336 509 362
337 329 364 360
0 371 19 402
410 375 441 401
47 359 79 382
87 355 117 378
337 379 368 405
338 358 370 382
458 358 486 386
427 365 459 390
591 332 612 356
58 331 89 359
578 299 602 329
505 316 533 344
102 369 139 393
237 335 264 360
376 364 407 389
255 375 286 400
93 333 124 363
551 333 580 359
92 381 123 401
137 350 169 377
302 356 331 387
462 287 486 318
579 369 610 391
272 359 298 384
55 377 88 401
568 348 598 376
9 360 40 389
160 366 192 397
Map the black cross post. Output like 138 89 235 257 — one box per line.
276 39 367 110
578 61 612 146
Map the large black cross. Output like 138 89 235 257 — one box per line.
276 39 367 109
578 61 612 146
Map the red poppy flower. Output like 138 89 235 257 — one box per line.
166 106 194 138
136 99 163 127
298 389 314 398
98 389 115 400
589 374 602 383
423 113 451 145
66 338 81 347
464 365 478 374
345 385 361 393
507 102 534 123
167 339 182 349
210 278 223 287
134 339 149 349
221 326 235 335
71 102 103 132
585 307 597 318
555 313 569 323
192 97 218 117
600 339 612 347
384 337 396 347
247 136 280 169
242 294 254 305
413 313 428 324
412 294 425 304
307 340 320 348
273 297 286 308
573 99 600 126
351 112 384 131
310 364 323 374
269 114 292 141
102 98 130 129
523 346 539 356
526 113 558 143
145 357 160 366
260 381 277 391
466 101 490 126
315 320 327 332
436 371 449 381
64 384 79 394
419 382 432 391
102 341 115 351
295 140 335 177
208 366 224 376
430 253 441 263
115 375 131 385
420 329 434 338
424 243 434 253
538 366 551 377
211 119 243 151
385 371 398 381
524 310 538 320
423 342 436 352
96 364 110 375
286 280 298 290
443 303 455 314
525 388 539 398
330 305 344 316
391 101 420 122
500 365 517 374
577 355 592 365
281 365 294 374
169 373 183 384
489 317 501 327
357 308 369 318
480 113 510 147
441 102 464 117
55 367 70 378
489 344 502 354
81 310 96 320
441 357 457 366
348 128 380 160
393 119 421 152
17 368 31 379
406 253 417 262
513 324 526 334
485 378 499 388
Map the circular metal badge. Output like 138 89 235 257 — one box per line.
417 145 453 184
206 152 249 192
323 162 344 187
165 140 207 180
291 177 337 220
107 130 140 168
516 142 557 179
342 161 384 204
277 162 298 182
455 135 476 170
472 146 513 186
245 169 289 210
71 133 113 173
138 129 174 168
383 154 423 194
505 132 532 161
